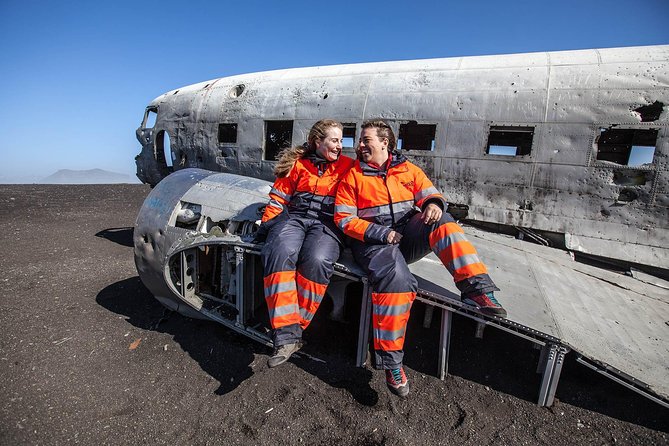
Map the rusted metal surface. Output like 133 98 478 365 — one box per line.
135 45 669 269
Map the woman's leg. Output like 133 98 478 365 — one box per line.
261 218 306 346
295 224 341 330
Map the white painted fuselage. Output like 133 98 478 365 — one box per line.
135 45 669 269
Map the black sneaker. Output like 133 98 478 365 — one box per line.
267 341 303 368
463 292 507 317
385 367 409 397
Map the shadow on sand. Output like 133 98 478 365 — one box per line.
95 276 379 405
401 303 669 431
95 276 668 428
95 227 134 247
95 277 669 428
96 277 259 395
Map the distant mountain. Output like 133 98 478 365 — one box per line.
39 169 138 184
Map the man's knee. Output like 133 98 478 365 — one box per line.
369 252 416 292
436 210 456 226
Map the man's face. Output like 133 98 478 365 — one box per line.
358 127 389 165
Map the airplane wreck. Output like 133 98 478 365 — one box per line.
133 45 669 408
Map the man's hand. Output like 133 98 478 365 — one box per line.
421 203 442 225
387 230 403 244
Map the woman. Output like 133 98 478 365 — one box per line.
260 119 354 368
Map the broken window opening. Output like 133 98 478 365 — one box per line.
264 120 293 161
486 126 534 156
218 123 238 144
155 130 174 171
617 188 638 203
174 202 202 230
143 108 157 129
397 122 436 151
596 128 657 166
613 170 649 186
633 101 664 122
342 123 356 149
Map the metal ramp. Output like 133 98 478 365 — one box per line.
169 228 669 408
399 228 669 408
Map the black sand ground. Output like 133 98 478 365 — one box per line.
0 184 667 445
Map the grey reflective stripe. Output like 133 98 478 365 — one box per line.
335 204 358 214
393 201 416 214
373 302 412 317
374 327 406 341
450 254 482 271
269 303 299 319
415 187 440 202
337 215 355 231
358 200 414 219
432 231 468 254
299 307 315 322
270 187 291 201
264 281 296 297
292 191 334 204
297 284 324 305
267 199 284 211
358 204 391 219
294 191 332 200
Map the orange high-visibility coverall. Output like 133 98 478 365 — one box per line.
335 153 498 369
261 153 354 346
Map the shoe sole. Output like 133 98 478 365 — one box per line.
387 383 410 398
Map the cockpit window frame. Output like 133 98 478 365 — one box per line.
143 106 158 129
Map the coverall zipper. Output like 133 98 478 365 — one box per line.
382 170 396 228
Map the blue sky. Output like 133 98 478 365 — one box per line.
0 0 667 183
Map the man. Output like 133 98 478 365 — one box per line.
334 120 506 397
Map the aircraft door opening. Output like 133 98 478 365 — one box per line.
155 130 174 173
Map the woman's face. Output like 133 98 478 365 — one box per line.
315 127 343 162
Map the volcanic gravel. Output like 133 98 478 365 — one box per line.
0 184 667 445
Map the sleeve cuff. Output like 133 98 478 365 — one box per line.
363 224 391 244
422 196 447 211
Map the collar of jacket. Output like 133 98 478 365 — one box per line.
359 151 408 176
304 152 335 175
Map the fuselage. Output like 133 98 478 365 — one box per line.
135 45 669 269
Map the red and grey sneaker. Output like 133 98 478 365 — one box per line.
385 367 409 397
464 292 507 317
